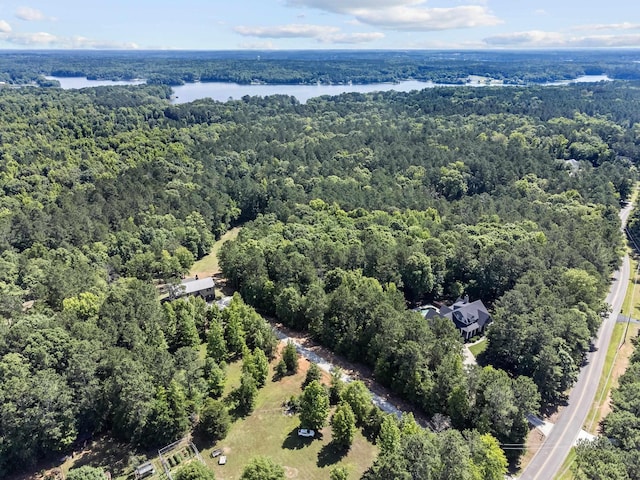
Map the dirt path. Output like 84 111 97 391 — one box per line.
260 317 429 426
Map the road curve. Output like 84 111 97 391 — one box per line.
518 200 634 480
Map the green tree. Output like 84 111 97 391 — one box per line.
299 380 330 431
174 461 216 480
204 359 226 399
206 319 227 363
252 348 269 388
378 415 401 455
303 362 322 388
197 398 231 442
329 465 350 480
341 381 372 425
282 341 298 374
0 353 77 471
401 252 434 303
235 373 258 415
329 367 345 405
224 313 246 359
142 381 189 447
66 466 105 480
166 299 200 351
275 359 287 378
331 402 356 449
240 456 285 480
574 438 630 480
469 433 508 480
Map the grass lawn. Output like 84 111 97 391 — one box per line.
190 227 241 279
621 255 640 320
199 356 379 480
468 338 487 357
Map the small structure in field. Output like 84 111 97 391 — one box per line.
134 462 155 479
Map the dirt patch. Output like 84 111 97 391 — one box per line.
515 427 546 474
284 466 299 478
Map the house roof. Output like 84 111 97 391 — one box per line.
423 297 491 330
180 277 215 294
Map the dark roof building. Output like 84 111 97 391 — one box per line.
422 295 492 341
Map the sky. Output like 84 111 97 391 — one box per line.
0 0 639 50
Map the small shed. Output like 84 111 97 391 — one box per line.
134 462 155 479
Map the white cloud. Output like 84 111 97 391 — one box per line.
15 7 48 22
238 40 276 49
0 30 139 48
322 32 385 43
350 5 501 31
535 9 547 16
0 20 11 32
483 30 640 48
234 23 383 44
286 0 501 31
1 31 57 45
234 23 339 38
572 22 640 31
287 0 423 12
68 36 140 49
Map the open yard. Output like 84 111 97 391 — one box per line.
190 227 241 279
20 350 377 480
199 356 379 480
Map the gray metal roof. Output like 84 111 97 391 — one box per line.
180 277 215 294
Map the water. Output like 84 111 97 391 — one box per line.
45 76 145 89
544 74 612 86
46 75 613 104
170 80 442 104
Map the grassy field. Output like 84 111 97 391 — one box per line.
200 356 379 480
468 338 487 357
190 227 241 279
52 353 377 480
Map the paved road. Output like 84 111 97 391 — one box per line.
519 200 634 480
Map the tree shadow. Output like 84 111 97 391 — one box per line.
316 441 348 468
475 349 489 367
282 427 317 450
70 436 134 478
191 429 218 451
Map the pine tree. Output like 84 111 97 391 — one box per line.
299 380 329 431
282 341 298 374
331 402 356 449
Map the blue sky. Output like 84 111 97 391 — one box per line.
0 1 638 50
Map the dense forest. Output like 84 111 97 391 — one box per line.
2 49 640 86
1 71 640 478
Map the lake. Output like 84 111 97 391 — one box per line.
46 75 613 104
45 76 146 89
